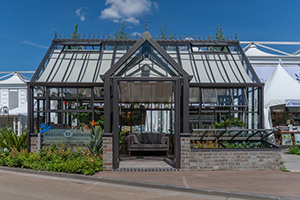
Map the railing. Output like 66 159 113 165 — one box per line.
191 128 278 148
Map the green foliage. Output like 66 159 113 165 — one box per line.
222 141 267 149
88 126 103 156
287 146 300 155
0 145 102 175
159 20 173 40
71 105 102 128
280 166 290 172
73 23 79 39
0 128 27 152
119 131 125 150
215 118 245 129
112 22 129 39
208 23 225 40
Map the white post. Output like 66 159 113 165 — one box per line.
18 118 21 136
13 117 16 133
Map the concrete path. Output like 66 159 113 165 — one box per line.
281 152 300 172
97 170 300 199
119 157 173 169
0 169 249 200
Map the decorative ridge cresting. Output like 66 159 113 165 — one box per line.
54 30 239 42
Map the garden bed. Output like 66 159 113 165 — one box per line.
0 145 102 175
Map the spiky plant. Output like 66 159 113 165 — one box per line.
87 126 103 156
0 128 27 152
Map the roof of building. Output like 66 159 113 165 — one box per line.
244 44 277 57
30 32 260 86
0 72 30 85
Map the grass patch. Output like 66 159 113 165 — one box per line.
280 166 290 172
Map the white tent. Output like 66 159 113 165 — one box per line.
264 60 300 128
9 103 27 116
245 44 277 57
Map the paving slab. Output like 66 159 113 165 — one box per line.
281 152 300 172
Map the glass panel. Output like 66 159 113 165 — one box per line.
49 88 61 97
50 99 61 110
217 89 232 106
63 100 77 110
115 41 179 77
200 113 215 129
49 112 62 126
232 88 247 106
189 88 199 103
94 87 104 98
78 88 91 97
63 112 78 129
202 89 217 106
63 88 77 97
36 100 45 111
34 87 46 97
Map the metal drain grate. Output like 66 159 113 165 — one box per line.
114 168 180 172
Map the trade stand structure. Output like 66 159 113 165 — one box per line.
28 31 272 170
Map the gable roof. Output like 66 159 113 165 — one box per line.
104 32 190 79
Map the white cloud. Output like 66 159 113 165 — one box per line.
76 8 82 16
22 41 48 49
131 32 141 37
76 7 87 22
100 0 157 25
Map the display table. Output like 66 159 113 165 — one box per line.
275 131 300 145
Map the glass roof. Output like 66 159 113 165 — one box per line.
31 33 260 85
114 41 179 77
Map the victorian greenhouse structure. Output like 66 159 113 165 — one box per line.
27 31 279 171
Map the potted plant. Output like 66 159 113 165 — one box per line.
144 102 149 109
134 102 139 109
164 102 170 109
155 102 160 109
124 103 130 109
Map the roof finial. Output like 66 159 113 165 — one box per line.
146 20 148 31
55 31 57 38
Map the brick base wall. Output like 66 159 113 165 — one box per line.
189 149 281 171
180 135 281 171
102 135 113 171
181 137 191 170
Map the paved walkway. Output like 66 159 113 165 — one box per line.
96 170 300 199
119 156 173 169
281 152 300 172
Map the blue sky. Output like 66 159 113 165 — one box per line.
1 0 300 72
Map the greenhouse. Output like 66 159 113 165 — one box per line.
27 31 279 171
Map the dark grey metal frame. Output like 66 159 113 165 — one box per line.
102 32 190 169
27 31 264 169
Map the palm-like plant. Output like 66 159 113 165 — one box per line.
87 126 103 156
0 128 27 151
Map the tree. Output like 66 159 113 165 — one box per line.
112 22 129 39
214 23 225 40
208 23 226 51
73 23 79 39
70 23 80 49
159 20 173 40
208 23 225 40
